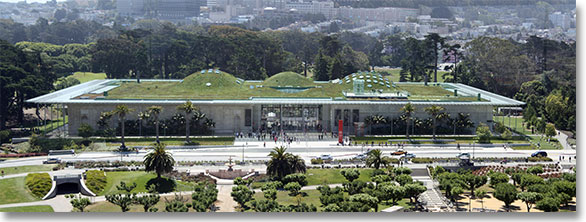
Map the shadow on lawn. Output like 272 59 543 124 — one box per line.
146 177 177 193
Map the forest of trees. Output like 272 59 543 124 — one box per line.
0 18 576 132
334 0 574 8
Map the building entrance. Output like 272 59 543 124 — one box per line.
260 105 322 132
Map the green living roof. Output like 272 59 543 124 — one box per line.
102 71 478 101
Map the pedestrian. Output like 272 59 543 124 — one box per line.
1 170 3 177
569 156 571 161
263 142 266 148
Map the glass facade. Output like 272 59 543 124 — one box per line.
260 105 322 132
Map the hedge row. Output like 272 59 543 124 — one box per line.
85 170 107 194
25 173 52 198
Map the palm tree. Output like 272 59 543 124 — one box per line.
176 101 197 143
366 149 389 169
143 143 175 178
111 105 135 149
147 106 163 143
138 111 150 137
425 105 446 140
266 146 306 180
400 103 416 138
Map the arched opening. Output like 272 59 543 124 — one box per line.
56 182 80 195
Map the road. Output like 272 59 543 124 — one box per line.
0 140 576 168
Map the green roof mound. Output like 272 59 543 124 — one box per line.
264 72 313 87
180 71 240 89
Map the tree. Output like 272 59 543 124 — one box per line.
425 105 446 139
393 167 412 176
266 146 306 180
284 182 302 196
476 123 492 143
282 173 308 187
164 195 189 212
552 180 576 207
545 123 556 138
527 166 544 175
494 183 518 212
134 193 160 212
365 149 389 169
340 169 360 182
77 123 94 139
400 103 415 138
317 185 344 207
313 51 331 81
177 101 197 143
105 181 137 212
191 182 218 212
517 192 543 212
489 172 509 187
424 33 446 84
462 173 487 197
147 106 163 143
70 196 91 212
394 174 413 186
404 183 427 204
536 197 560 212
349 193 379 212
143 143 175 178
111 105 134 149
474 189 488 210
231 185 254 211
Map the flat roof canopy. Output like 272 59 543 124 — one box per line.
27 79 525 107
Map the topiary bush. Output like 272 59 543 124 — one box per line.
85 170 107 194
25 173 52 198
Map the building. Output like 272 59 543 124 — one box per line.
549 12 571 30
117 0 205 19
285 1 336 19
27 72 524 137
337 7 418 23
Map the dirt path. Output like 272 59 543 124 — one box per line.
214 185 237 212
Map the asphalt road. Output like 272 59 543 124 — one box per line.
0 141 576 168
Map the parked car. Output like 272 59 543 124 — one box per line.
43 158 61 164
403 153 416 158
457 153 471 159
391 149 407 155
354 153 367 160
531 151 548 157
319 154 333 161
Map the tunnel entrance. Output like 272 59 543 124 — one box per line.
56 182 80 195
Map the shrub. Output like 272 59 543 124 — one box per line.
85 170 107 194
0 130 11 143
25 173 53 198
77 123 94 139
284 182 302 196
476 123 492 143
310 158 323 164
528 157 553 162
494 122 506 134
411 158 433 163
29 135 77 153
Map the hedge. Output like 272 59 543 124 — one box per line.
25 173 52 198
85 170 107 194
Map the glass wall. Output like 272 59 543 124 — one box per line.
260 105 322 132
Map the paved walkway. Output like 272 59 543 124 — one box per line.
555 130 573 150
215 185 237 212
0 195 72 212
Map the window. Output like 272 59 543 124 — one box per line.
335 109 341 126
352 109 359 123
343 109 350 127
245 109 252 126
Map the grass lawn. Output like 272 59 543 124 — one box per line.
86 194 195 212
493 116 562 150
0 177 40 205
99 171 194 196
493 116 532 135
105 71 473 102
0 205 54 212
34 116 68 135
306 168 374 185
0 165 56 176
68 72 107 83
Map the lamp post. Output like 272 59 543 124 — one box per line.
473 142 475 159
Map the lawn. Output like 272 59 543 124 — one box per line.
0 205 54 212
99 171 194 196
85 194 196 212
0 177 40 205
0 165 56 176
305 168 374 185
68 72 107 83
493 116 562 150
33 116 68 135
105 71 474 102
493 116 532 135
